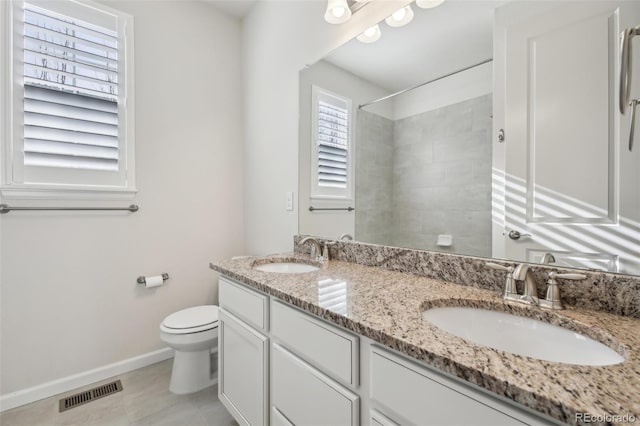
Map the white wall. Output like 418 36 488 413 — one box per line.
392 61 493 120
298 60 392 239
242 0 413 255
0 0 243 397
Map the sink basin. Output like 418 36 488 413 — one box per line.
253 262 319 273
423 307 624 366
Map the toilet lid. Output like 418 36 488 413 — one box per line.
162 305 218 330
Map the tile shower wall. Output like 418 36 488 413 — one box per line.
355 110 394 245
356 94 493 257
391 94 492 256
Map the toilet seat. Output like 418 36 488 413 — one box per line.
160 305 219 335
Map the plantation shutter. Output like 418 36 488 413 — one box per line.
317 98 349 188
22 3 119 172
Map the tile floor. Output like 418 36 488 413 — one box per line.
0 359 238 426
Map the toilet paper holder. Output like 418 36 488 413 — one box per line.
137 273 170 285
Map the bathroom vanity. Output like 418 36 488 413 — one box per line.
210 250 640 426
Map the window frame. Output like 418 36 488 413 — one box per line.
310 85 354 202
0 0 136 200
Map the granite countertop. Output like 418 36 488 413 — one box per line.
210 253 640 426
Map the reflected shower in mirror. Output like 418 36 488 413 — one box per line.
298 0 640 275
356 91 492 257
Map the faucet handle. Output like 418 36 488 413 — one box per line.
486 263 518 300
540 272 586 310
321 242 337 261
486 262 513 272
550 272 587 281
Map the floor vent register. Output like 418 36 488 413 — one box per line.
58 380 123 413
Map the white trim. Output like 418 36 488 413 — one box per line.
0 185 137 200
0 347 174 412
1 0 136 198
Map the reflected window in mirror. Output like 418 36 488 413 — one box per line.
311 86 353 201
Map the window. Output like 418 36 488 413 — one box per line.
310 85 353 200
1 0 135 198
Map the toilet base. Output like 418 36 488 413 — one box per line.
169 349 217 394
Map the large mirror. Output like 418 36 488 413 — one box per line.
299 0 640 275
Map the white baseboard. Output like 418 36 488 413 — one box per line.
0 347 174 412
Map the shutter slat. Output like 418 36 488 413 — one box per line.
25 99 117 125
25 112 117 136
25 84 117 113
318 120 347 132
318 180 347 188
319 166 347 176
25 139 118 160
25 6 117 44
318 144 347 156
25 126 118 148
319 175 347 183
24 37 118 70
24 152 118 171
24 22 118 56
25 52 118 85
319 155 347 163
25 77 117 102
25 64 118 97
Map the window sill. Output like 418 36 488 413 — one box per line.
310 195 353 202
0 185 138 201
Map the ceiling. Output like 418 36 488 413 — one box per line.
202 0 258 19
324 0 504 92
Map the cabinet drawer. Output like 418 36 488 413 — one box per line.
272 343 359 426
219 277 268 332
370 346 528 426
271 300 358 387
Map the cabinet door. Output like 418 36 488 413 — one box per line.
272 343 359 426
218 309 268 426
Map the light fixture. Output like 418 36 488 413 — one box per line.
324 0 352 24
385 5 414 28
415 0 446 9
357 24 381 43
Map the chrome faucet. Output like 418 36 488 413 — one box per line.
487 261 587 310
512 264 539 305
299 237 323 261
541 252 556 264
486 262 538 305
339 233 353 241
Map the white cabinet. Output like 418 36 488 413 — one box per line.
369 346 551 426
218 309 269 426
271 343 359 426
218 276 555 426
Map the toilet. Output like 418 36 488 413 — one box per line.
159 305 219 394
